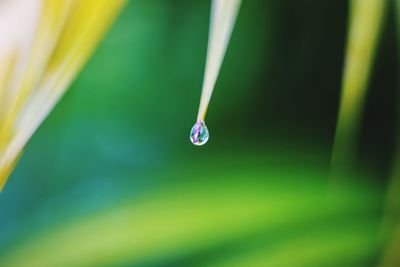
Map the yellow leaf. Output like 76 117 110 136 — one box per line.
0 0 127 191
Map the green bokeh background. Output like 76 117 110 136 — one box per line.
0 1 397 266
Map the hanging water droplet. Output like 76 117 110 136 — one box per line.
190 120 209 146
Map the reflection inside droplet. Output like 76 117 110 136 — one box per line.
190 120 209 146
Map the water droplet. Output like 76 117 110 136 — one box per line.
190 120 209 146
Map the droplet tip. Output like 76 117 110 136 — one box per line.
189 120 209 146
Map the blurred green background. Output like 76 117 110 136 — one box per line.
0 1 398 266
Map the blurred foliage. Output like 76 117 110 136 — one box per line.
332 0 387 171
0 155 384 266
